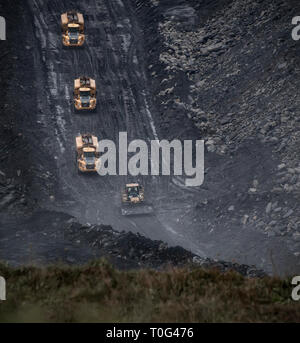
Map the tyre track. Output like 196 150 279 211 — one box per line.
26 0 184 246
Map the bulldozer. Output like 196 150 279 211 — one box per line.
74 77 97 112
121 183 153 216
75 134 100 173
61 11 85 47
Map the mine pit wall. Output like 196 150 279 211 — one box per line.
131 0 300 276
0 1 36 215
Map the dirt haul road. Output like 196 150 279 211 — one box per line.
0 0 299 275
26 0 198 250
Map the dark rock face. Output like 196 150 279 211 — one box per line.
0 1 36 217
65 217 265 277
0 207 265 277
134 0 300 275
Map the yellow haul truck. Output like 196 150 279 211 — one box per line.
76 134 100 173
121 183 153 216
74 77 97 112
61 11 85 47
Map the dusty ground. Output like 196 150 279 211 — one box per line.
0 0 299 276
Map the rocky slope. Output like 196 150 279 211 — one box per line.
135 0 300 273
66 217 265 276
0 1 38 219
0 207 265 277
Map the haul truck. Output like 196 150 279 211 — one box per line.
61 11 85 47
74 77 97 112
76 134 100 173
121 183 153 216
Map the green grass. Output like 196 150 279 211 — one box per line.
0 259 299 322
